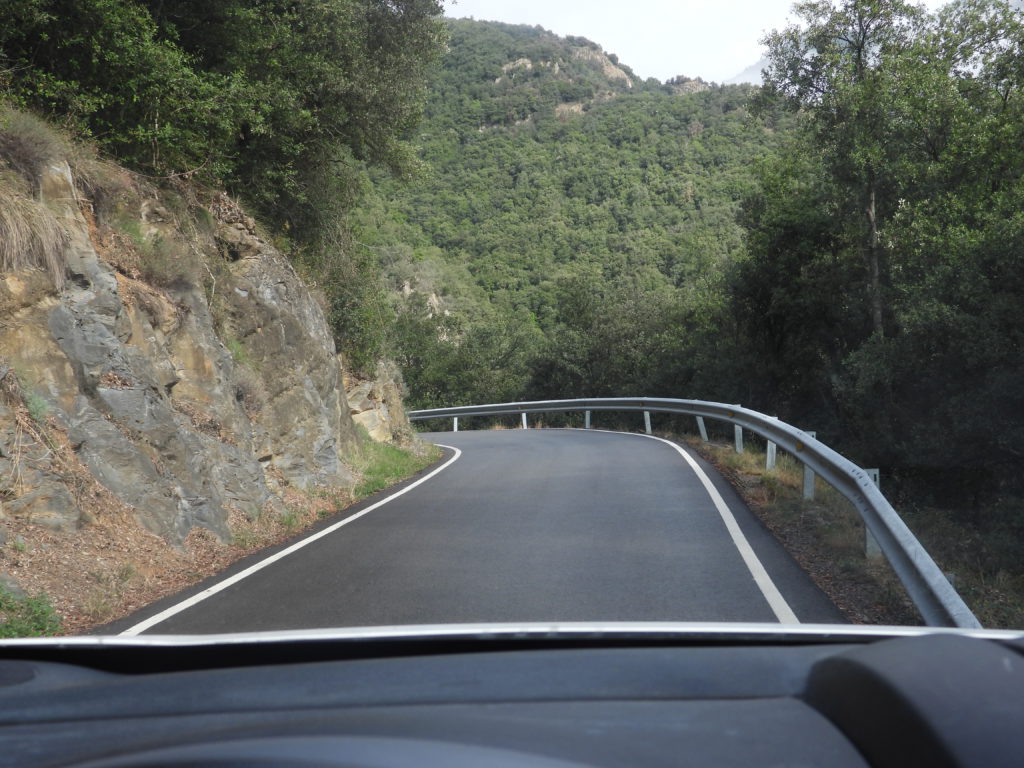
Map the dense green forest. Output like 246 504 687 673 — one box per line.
748 0 1024 503
355 5 1023 515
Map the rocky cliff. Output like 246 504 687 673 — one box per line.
0 125 414 627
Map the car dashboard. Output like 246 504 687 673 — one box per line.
0 624 1020 768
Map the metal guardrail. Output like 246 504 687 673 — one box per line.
408 397 981 629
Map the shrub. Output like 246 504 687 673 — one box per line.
24 389 49 423
225 338 248 365
138 234 193 288
0 587 62 638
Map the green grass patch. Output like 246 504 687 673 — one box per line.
230 528 260 549
352 430 440 500
111 209 194 287
0 587 62 637
279 507 302 534
24 389 49 423
225 337 249 365
111 210 145 245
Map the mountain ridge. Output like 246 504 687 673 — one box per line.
726 58 767 86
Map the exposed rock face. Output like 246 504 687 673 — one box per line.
571 47 633 88
665 76 712 95
0 161 399 545
0 395 79 533
344 362 412 445
502 57 533 73
555 102 586 120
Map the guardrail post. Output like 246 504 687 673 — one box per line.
521 413 527 430
453 417 459 433
766 416 778 471
734 425 744 453
585 410 591 429
803 431 816 500
865 469 883 559
696 416 708 442
644 411 652 435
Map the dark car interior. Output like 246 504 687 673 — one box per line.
0 628 1020 767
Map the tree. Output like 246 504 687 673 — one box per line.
761 0 926 337
747 0 1024 499
0 0 238 174
139 0 448 235
1 0 448 236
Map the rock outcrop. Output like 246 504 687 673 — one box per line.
344 361 412 445
665 75 712 95
571 47 634 88
0 159 407 546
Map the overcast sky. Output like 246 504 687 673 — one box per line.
443 0 952 83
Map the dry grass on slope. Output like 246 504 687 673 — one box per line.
689 435 1024 630
685 437 921 626
0 180 69 289
0 109 71 288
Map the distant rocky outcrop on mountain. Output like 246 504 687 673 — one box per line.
664 75 712 94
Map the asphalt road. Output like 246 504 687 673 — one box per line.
109 429 842 634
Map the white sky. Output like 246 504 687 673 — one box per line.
443 0 952 83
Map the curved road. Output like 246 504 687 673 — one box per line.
109 429 842 635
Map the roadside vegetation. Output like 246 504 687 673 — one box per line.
351 429 441 498
899 505 1024 629
688 432 1024 629
0 425 441 636
372 4 1024 495
0 586 61 638
688 434 920 626
225 433 441 557
1 0 448 375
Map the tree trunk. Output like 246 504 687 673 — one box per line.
865 184 884 337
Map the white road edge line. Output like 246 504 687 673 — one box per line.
570 428 800 624
119 445 463 636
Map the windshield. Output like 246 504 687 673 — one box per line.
0 0 1021 640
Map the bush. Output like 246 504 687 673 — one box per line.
294 236 395 376
2 2 448 379
1 1 447 240
0 587 62 638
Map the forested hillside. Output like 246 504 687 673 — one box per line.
362 7 1023 516
357 19 794 407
